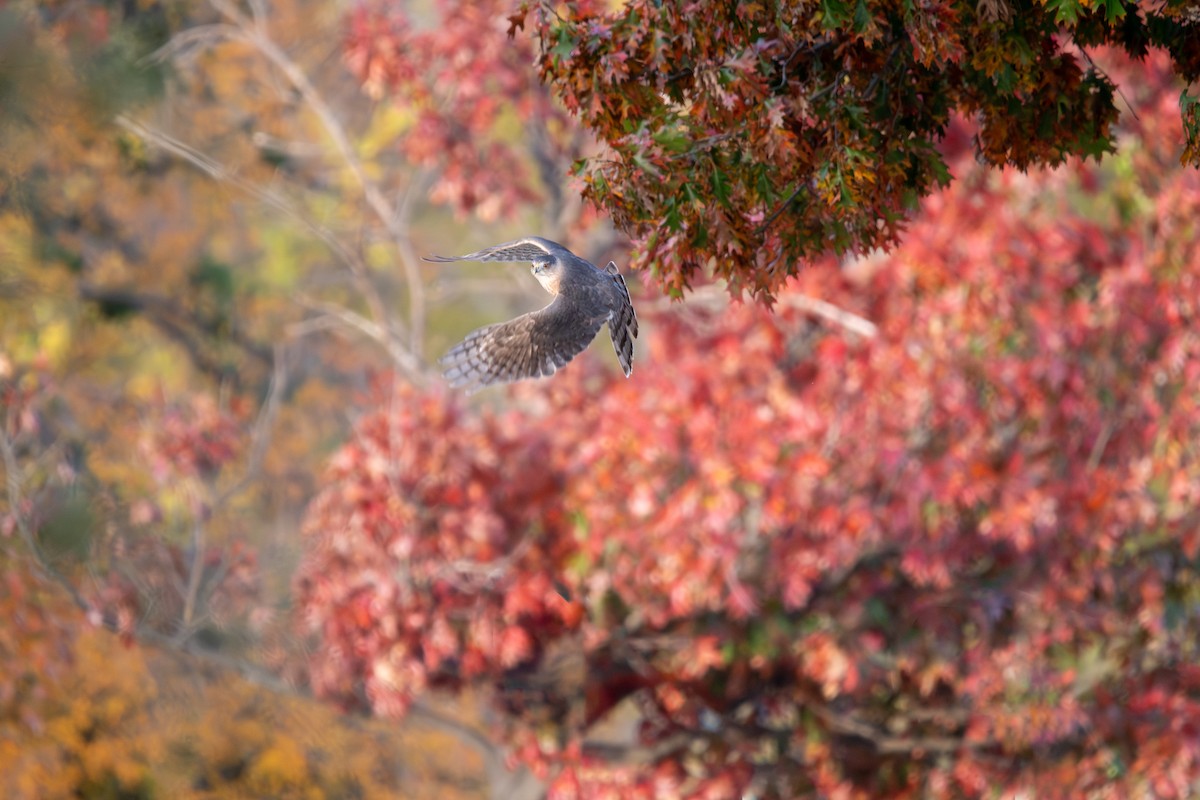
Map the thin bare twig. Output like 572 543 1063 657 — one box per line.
115 116 425 376
779 293 877 338
113 117 364 296
177 345 288 642
3 424 505 777
0 415 93 614
1078 46 1140 123
756 185 804 236
207 0 427 355
1086 419 1115 472
649 284 877 339
294 294 426 379
137 627 505 770
179 515 207 636
215 343 291 507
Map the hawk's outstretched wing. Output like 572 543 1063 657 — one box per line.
440 295 607 390
603 261 638 378
423 237 560 264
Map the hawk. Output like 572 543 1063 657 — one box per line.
424 237 638 390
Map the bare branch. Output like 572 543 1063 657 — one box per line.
1 426 506 775
207 0 427 354
243 343 288 485
114 116 425 375
0 411 93 615
179 515 207 636
171 345 288 643
78 282 273 368
215 342 292 507
136 625 505 770
435 532 536 591
778 293 877 339
113 116 362 279
294 294 426 381
648 284 878 339
142 23 241 66
1086 419 1115 472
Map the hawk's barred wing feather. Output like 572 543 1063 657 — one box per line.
440 295 606 391
429 237 639 388
423 237 559 264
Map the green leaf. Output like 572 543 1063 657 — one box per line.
994 63 1016 94
665 200 682 231
551 27 576 62
756 167 777 204
592 170 609 195
631 153 663 177
1044 0 1082 25
652 126 691 153
711 168 732 207
37 491 95 560
820 0 852 29
853 0 873 34
747 622 774 657
929 153 951 188
1181 89 1200 147
835 165 854 209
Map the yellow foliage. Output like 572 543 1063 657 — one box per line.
361 104 417 159
0 0 513 795
1 620 487 800
246 738 314 797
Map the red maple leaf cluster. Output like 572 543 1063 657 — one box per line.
140 395 245 484
297 84 1200 793
344 0 573 219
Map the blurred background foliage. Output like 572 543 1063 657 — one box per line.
1 0 575 795
3 0 1200 798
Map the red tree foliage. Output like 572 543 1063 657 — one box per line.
344 0 578 220
297 52 1200 798
526 0 1200 298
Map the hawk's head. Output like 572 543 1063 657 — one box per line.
531 257 562 295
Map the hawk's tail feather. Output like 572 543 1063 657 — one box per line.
605 263 638 377
609 321 635 377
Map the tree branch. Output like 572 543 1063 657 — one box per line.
2 417 507 779
1 410 94 616
114 116 425 379
293 294 425 379
78 282 274 367
652 284 878 339
207 0 427 356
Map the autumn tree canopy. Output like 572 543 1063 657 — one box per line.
518 0 1200 298
6 1 1200 799
2 0 530 795
296 44 1200 797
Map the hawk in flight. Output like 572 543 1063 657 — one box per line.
424 237 638 390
